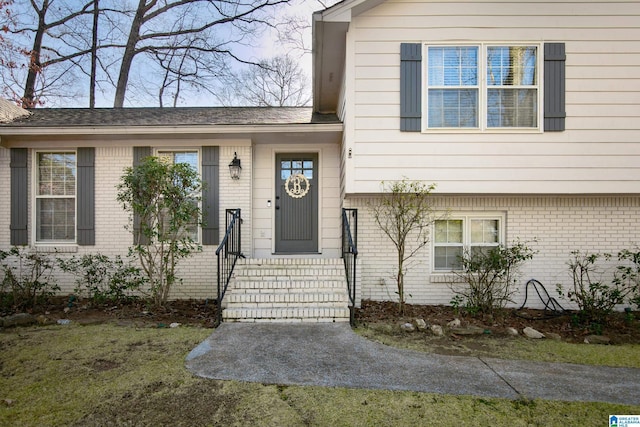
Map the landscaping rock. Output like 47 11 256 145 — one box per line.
413 318 428 331
584 335 611 345
169 322 181 328
2 313 36 328
545 332 562 341
430 324 444 336
506 327 519 336
400 323 416 332
452 326 485 336
36 315 54 326
523 327 545 339
447 318 461 328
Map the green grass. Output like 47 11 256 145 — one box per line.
1 323 638 426
356 322 640 368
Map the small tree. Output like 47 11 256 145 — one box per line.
116 156 203 307
371 179 437 314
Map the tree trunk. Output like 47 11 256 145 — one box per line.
22 0 48 108
397 246 405 314
89 0 99 108
113 0 147 108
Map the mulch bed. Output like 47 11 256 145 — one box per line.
355 300 640 344
4 297 640 344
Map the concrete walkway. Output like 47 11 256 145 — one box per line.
185 323 640 406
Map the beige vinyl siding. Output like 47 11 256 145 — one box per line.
346 0 640 194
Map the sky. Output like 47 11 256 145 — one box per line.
2 0 334 108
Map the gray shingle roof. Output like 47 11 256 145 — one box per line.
0 107 340 128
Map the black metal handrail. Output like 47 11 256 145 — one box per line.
342 208 358 326
215 208 242 326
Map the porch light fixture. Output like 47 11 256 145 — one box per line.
229 152 242 180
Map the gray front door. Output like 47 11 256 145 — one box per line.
275 153 318 253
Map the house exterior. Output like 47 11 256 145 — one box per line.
1 0 640 314
314 0 640 306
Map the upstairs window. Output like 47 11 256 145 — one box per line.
425 44 539 130
486 46 538 128
427 46 479 128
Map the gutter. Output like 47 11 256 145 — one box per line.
0 122 344 137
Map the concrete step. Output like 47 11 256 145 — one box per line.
222 307 350 323
227 292 348 305
222 258 350 323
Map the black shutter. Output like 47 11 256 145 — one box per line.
133 146 151 245
201 146 219 245
77 147 95 245
10 148 28 246
544 43 566 131
400 43 422 132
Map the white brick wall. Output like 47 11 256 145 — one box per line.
93 146 130 255
345 195 640 309
1 145 251 301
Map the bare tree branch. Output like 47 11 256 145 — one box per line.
113 0 291 107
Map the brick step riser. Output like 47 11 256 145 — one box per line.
223 258 350 322
231 282 346 291
222 308 350 322
234 270 345 277
241 259 344 265
228 293 348 302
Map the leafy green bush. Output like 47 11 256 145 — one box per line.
58 253 146 304
0 247 59 312
451 240 536 316
615 248 640 310
117 156 203 307
557 250 639 325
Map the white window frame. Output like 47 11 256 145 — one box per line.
33 150 77 245
155 148 201 244
423 42 542 133
433 213 506 272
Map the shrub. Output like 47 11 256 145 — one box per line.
614 248 640 310
450 240 536 316
0 247 59 312
58 253 146 304
557 250 638 325
117 156 203 307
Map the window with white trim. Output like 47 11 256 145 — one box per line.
156 149 200 242
35 151 76 243
433 215 503 271
425 44 539 130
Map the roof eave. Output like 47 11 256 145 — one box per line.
0 123 344 138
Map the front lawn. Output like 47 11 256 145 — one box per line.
1 323 638 426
